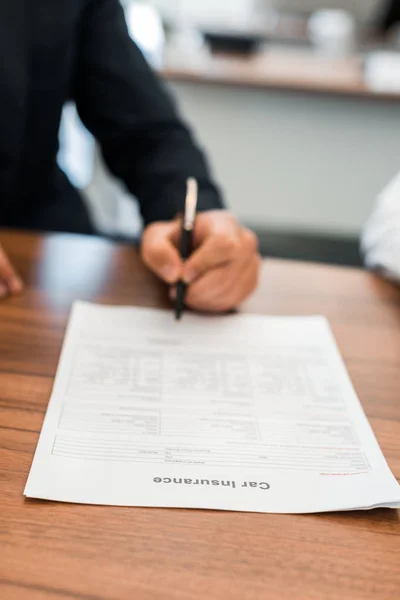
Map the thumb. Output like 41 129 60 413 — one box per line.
141 221 183 284
0 246 23 297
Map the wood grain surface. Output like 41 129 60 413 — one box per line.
0 230 399 600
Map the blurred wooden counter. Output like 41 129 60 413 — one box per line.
161 48 400 102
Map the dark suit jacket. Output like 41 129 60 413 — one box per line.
380 1 400 31
0 0 223 234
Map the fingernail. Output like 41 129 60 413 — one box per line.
169 287 177 300
0 283 8 299
10 276 23 294
161 265 180 284
183 268 198 284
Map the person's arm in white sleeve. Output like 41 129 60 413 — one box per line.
361 171 400 281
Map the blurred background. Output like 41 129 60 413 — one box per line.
59 0 400 266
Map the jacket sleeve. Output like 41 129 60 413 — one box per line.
74 0 224 225
379 1 400 32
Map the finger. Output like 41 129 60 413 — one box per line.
185 257 259 312
190 210 237 247
183 254 261 313
0 248 23 295
0 280 8 299
183 221 242 284
141 221 183 284
183 224 258 285
240 228 259 255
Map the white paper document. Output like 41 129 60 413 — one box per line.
25 302 400 513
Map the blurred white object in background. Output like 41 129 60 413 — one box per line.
166 0 256 30
164 27 209 69
364 51 400 93
273 0 379 25
125 1 165 68
58 104 95 190
308 10 357 58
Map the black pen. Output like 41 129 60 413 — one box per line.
175 178 198 321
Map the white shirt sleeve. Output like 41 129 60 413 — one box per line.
361 171 400 281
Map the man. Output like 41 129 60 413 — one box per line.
0 0 260 311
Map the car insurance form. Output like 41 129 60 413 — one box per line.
25 302 400 513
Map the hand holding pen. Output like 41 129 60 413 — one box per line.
141 183 260 315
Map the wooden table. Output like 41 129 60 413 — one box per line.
1 230 399 600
